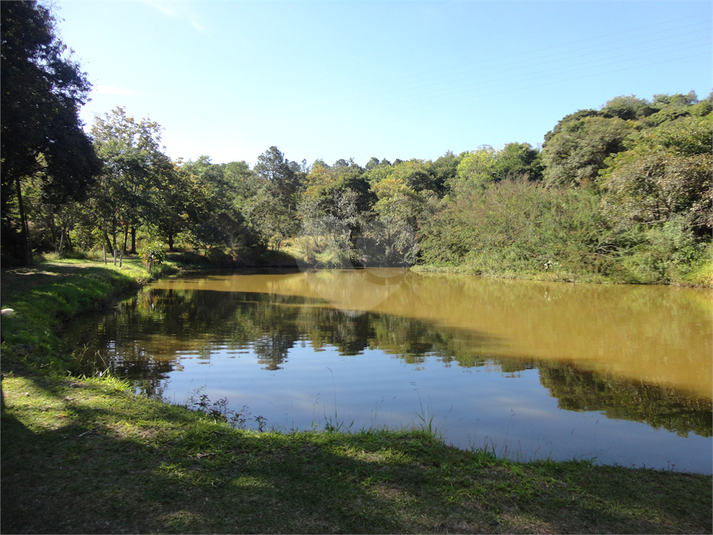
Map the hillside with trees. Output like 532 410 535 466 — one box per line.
3 1 711 285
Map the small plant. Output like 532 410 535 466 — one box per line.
323 416 354 434
140 242 166 274
181 388 267 430
229 405 251 429
254 415 268 432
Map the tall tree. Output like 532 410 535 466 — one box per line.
179 157 264 259
253 146 302 211
150 161 194 252
1 0 100 265
90 107 171 259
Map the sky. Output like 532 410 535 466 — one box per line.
54 0 712 168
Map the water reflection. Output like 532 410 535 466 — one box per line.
65 270 713 472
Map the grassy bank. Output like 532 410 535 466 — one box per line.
2 259 712 534
412 250 713 288
1 257 178 376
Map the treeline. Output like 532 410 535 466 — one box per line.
3 2 711 284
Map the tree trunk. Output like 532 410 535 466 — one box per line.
15 176 33 265
130 227 137 254
122 224 129 255
103 230 113 255
48 209 59 253
168 233 174 252
112 220 118 266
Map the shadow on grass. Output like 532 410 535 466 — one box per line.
2 375 711 534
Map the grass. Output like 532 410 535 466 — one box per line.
1 257 178 375
2 258 712 533
3 374 711 534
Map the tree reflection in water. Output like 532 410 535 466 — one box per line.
66 283 712 439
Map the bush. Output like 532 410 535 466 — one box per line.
618 214 708 284
139 242 166 273
418 180 607 278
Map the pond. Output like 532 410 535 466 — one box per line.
67 269 713 473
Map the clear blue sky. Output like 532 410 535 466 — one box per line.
55 0 712 168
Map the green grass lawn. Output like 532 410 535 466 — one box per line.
1 259 711 533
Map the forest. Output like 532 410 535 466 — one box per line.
3 1 712 285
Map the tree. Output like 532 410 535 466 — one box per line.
150 161 194 252
451 145 497 194
365 157 381 170
367 175 428 266
363 160 394 186
390 159 436 193
301 158 373 217
641 92 701 126
253 146 301 211
543 109 600 144
599 114 713 235
601 95 653 120
295 159 375 266
541 116 632 188
22 166 87 255
429 151 462 195
492 143 543 182
90 107 171 259
177 157 266 259
242 186 293 252
1 0 100 265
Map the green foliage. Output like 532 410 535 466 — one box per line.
1 1 101 265
600 150 712 232
429 150 463 194
140 242 166 273
3 72 710 285
616 215 709 284
295 158 380 266
89 107 173 256
180 156 268 257
366 176 429 266
254 145 302 211
363 160 395 185
453 145 497 192
601 95 653 120
596 113 713 283
448 144 542 197
420 180 608 277
492 142 543 182
294 211 354 268
389 159 436 192
541 116 633 188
